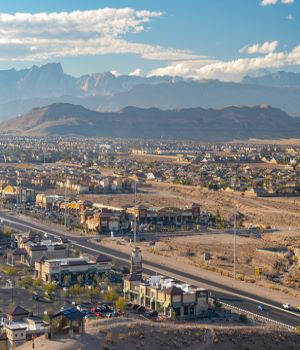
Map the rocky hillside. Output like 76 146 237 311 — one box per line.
0 103 299 141
18 318 299 350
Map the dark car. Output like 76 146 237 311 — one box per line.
32 294 40 301
137 305 146 312
146 310 158 317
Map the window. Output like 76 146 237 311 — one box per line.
184 306 189 316
190 306 195 315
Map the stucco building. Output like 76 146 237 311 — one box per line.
124 275 208 319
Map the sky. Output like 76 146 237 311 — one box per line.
0 0 298 81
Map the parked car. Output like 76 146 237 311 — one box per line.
84 314 98 320
32 294 40 301
137 305 146 312
282 303 292 310
146 310 158 317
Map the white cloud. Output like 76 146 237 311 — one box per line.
240 40 278 54
129 68 142 76
260 0 294 5
149 46 300 82
261 0 278 6
110 70 121 77
0 8 200 62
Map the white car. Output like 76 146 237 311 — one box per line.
282 303 292 310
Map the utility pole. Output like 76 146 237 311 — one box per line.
233 213 237 280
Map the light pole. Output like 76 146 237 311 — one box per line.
64 186 67 228
133 181 137 248
233 213 237 280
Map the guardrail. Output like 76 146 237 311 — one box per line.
221 302 296 331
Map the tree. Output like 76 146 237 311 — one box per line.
17 276 33 289
63 275 71 287
2 226 13 236
61 289 69 299
77 275 84 286
43 282 58 296
88 286 100 302
103 288 119 303
115 297 126 311
5 267 17 276
69 283 85 296
33 278 44 289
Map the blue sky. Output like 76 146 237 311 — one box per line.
0 0 298 80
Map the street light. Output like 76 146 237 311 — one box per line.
233 213 237 280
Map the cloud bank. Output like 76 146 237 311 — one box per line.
240 41 278 54
0 8 199 61
149 46 300 82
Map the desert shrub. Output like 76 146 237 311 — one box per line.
105 332 113 343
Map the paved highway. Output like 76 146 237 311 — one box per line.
1 211 300 328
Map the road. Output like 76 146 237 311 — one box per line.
1 210 300 328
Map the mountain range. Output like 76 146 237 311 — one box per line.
1 103 299 141
0 63 299 120
242 71 300 89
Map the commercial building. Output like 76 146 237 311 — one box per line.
12 232 68 267
35 193 64 209
81 202 201 234
35 254 112 285
123 274 208 319
127 203 201 230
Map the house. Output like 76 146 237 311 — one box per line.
3 306 49 349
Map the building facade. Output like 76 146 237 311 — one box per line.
124 275 208 319
35 255 112 285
